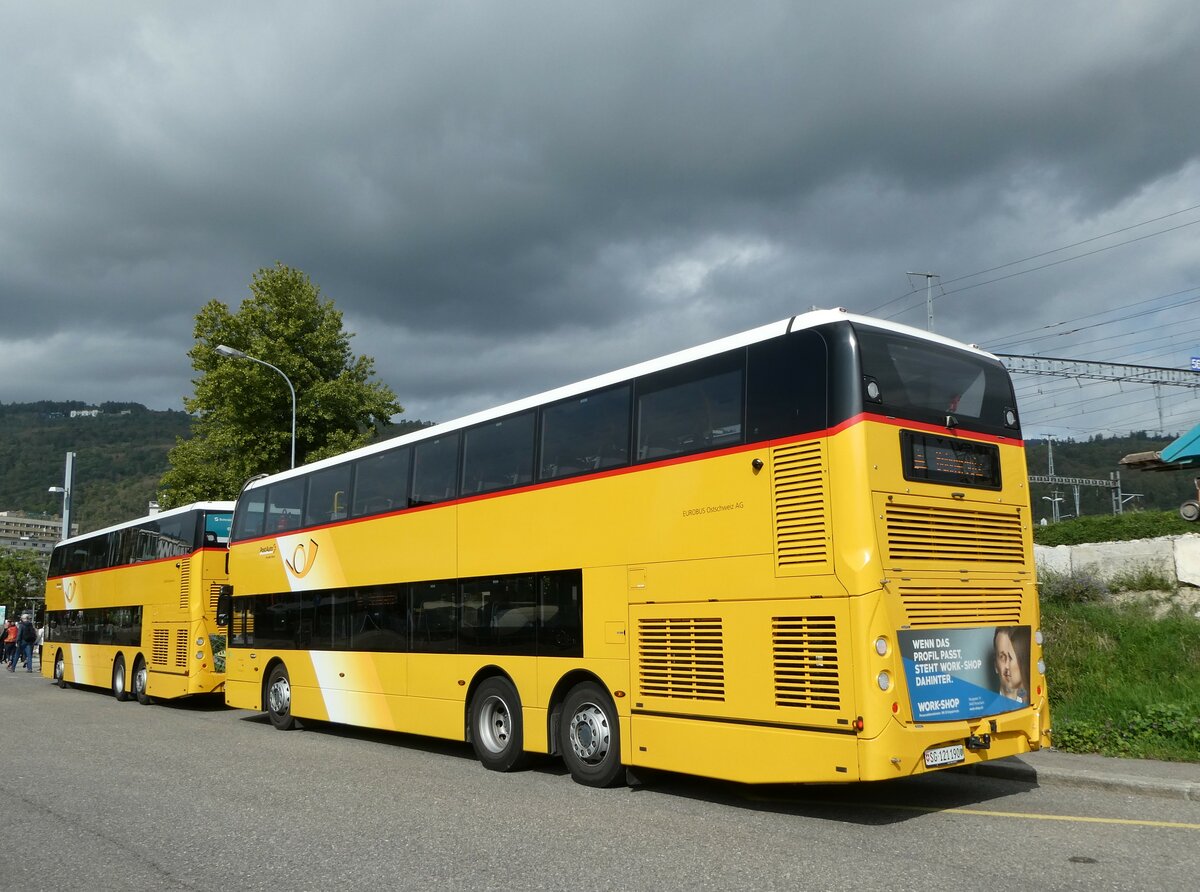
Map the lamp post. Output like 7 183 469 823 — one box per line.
48 451 75 540
215 344 296 469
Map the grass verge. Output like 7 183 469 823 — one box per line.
1034 510 1196 546
1042 599 1200 761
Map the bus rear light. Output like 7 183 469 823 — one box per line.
195 651 204 661
1037 659 1046 675
877 671 891 691
1035 629 1044 646
892 702 899 714
853 716 864 732
874 636 889 656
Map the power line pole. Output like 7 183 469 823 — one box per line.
907 272 939 331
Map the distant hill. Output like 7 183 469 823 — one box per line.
0 402 433 534
2 401 1193 533
1027 432 1193 520
0 402 192 533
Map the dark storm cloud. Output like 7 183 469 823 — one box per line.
1 2 1199 436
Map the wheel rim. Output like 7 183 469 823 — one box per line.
134 664 147 695
568 702 611 764
55 656 64 681
476 695 512 754
114 664 125 696
268 675 291 716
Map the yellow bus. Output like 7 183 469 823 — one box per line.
222 308 1049 786
43 502 234 703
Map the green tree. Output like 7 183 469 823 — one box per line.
0 547 47 620
159 263 402 505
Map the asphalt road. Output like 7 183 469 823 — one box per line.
4 665 1198 891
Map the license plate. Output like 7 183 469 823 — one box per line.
924 744 965 768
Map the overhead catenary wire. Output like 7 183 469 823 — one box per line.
865 202 1200 318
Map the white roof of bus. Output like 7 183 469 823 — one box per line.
244 307 1000 490
56 500 236 548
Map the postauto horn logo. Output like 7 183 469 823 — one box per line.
284 539 319 579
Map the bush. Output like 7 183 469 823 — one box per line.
1107 565 1174 592
1038 567 1109 605
1052 705 1200 758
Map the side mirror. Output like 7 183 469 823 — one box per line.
215 585 233 627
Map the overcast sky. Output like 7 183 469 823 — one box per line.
2 2 1199 443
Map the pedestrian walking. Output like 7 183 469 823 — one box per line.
1 621 16 667
8 614 36 673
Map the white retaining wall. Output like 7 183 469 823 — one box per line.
1035 533 1200 587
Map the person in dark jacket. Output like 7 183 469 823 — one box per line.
7 615 36 673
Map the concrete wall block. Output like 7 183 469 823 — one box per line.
1034 544 1072 576
1174 534 1200 588
1068 537 1177 585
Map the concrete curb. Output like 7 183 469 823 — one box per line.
960 756 1200 801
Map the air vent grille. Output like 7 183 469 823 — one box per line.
637 618 725 701
772 616 841 710
773 441 829 571
885 503 1025 566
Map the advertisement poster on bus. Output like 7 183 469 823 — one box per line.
898 625 1031 721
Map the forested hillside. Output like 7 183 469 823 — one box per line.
1 401 1194 534
0 402 191 532
1026 433 1195 520
0 402 430 533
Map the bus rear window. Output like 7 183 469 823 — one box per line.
854 325 1018 436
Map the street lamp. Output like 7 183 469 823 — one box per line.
1041 495 1063 524
48 451 75 540
215 344 297 469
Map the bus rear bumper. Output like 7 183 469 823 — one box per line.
856 698 1050 782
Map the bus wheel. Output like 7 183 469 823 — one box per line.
111 655 130 702
266 664 297 731
1181 500 1200 522
133 658 152 705
469 676 530 772
561 681 623 788
54 651 67 688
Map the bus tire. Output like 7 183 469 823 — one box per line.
54 651 67 688
469 676 530 772
111 655 130 702
133 657 152 705
560 681 623 788
266 664 297 731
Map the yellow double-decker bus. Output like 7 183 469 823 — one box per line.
222 309 1049 786
43 502 234 703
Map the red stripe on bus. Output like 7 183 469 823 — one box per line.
230 415 1023 546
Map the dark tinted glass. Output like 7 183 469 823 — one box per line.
352 447 410 517
747 330 828 440
232 488 267 541
226 570 584 657
305 465 353 527
540 385 631 480
539 570 582 656
266 478 305 534
412 581 457 652
46 607 142 646
460 575 537 655
251 592 313 649
348 585 409 651
462 412 536 495
636 351 744 461
854 324 1018 437
410 435 460 507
